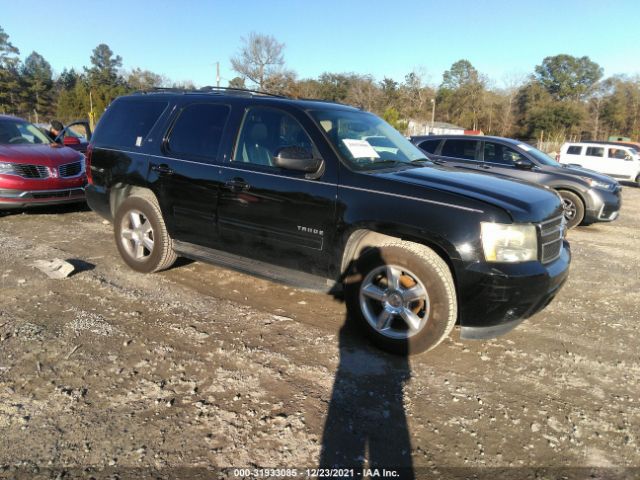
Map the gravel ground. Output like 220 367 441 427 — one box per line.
0 186 638 480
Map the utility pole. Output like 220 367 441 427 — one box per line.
216 62 220 88
430 98 436 133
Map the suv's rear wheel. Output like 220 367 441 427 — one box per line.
114 194 177 273
344 241 457 355
635 174 640 188
558 190 584 229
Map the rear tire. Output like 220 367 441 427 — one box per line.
558 190 584 229
113 194 177 273
344 241 457 355
636 174 640 188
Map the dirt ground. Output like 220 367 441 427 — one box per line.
0 187 639 480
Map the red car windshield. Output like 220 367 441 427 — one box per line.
0 118 52 145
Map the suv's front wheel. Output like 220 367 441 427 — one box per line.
114 194 177 273
558 190 584 229
345 241 457 355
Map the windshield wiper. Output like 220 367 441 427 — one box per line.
411 157 445 166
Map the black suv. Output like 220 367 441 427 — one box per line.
86 88 570 354
411 135 621 229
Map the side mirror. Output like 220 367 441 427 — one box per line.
63 136 81 146
514 159 533 170
273 146 322 172
625 154 633 161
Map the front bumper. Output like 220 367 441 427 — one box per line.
0 187 86 209
584 186 622 223
457 240 571 339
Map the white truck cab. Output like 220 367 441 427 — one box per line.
558 142 640 185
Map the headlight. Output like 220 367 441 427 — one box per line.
481 222 538 263
0 162 15 175
585 178 615 191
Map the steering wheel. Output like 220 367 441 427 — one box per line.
8 136 28 144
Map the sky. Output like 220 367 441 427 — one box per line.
2 0 640 88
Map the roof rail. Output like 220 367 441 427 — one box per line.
575 139 639 147
134 86 286 98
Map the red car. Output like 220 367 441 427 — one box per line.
0 115 86 209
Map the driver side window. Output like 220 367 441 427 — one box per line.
484 142 527 165
234 107 315 168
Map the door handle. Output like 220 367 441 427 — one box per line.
224 179 250 192
480 164 491 169
151 164 174 175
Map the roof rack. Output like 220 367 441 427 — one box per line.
135 86 286 98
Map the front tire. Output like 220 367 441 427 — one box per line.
344 241 457 355
113 194 177 273
558 190 585 229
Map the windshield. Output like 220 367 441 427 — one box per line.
309 109 427 170
0 118 52 145
517 143 560 167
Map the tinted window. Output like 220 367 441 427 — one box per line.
93 99 167 148
234 107 316 168
440 139 479 160
167 103 230 160
586 146 604 157
566 145 582 155
418 139 441 154
484 142 528 165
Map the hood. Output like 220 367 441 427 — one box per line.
0 144 83 166
543 163 618 185
376 165 562 223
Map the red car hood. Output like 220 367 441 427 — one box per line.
0 144 82 167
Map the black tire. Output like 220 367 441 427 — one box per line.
344 241 457 355
113 193 177 273
636 174 640 188
558 190 585 229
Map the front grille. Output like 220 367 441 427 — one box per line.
59 161 83 178
12 164 49 179
30 188 84 199
538 215 565 264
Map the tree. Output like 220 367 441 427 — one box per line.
228 76 246 89
84 43 127 116
534 54 603 101
438 60 486 129
85 43 123 86
125 68 167 90
230 32 287 91
21 51 54 117
0 25 21 113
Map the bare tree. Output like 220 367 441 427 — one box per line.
231 32 287 91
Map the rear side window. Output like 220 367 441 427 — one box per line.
586 146 604 157
166 103 230 160
93 99 167 148
566 145 582 155
440 139 479 160
418 139 441 154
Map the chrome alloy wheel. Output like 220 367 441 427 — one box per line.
120 209 155 260
562 198 577 220
359 265 430 340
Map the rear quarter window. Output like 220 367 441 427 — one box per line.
92 99 168 148
417 139 441 154
566 145 582 155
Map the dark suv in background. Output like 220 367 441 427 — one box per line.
86 88 570 355
411 135 621 229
